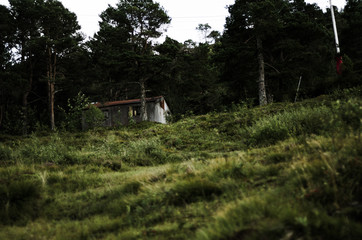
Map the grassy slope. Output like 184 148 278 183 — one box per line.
0 89 361 239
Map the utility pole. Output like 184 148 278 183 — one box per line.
330 0 340 54
330 0 343 74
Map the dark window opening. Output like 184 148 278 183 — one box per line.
129 106 141 117
103 110 109 119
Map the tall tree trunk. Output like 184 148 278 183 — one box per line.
22 87 30 134
47 47 56 131
48 81 55 130
256 36 267 106
140 79 147 121
0 95 3 129
22 62 34 135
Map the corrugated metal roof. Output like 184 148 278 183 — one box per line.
92 96 164 108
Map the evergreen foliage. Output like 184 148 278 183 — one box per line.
0 0 361 130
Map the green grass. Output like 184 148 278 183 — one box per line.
0 90 361 239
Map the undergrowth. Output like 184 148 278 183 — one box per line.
0 91 361 239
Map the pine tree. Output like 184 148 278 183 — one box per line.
91 0 170 121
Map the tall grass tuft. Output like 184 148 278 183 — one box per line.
0 172 43 225
166 178 222 205
244 105 334 147
197 191 362 240
14 134 70 164
121 138 173 166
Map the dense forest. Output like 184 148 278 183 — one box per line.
0 0 361 134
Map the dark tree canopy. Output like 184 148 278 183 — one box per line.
218 0 335 104
340 0 362 85
0 0 360 134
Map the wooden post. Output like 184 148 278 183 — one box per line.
294 76 302 103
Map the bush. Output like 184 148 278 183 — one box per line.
247 119 289 146
331 86 362 100
60 92 90 131
0 145 12 162
331 99 361 136
162 135 183 149
83 105 105 130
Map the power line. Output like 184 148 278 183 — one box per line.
172 15 226 19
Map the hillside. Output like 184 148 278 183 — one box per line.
0 88 361 240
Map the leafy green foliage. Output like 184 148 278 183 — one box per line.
330 98 361 136
154 38 226 116
0 144 12 161
87 0 171 103
60 92 90 131
341 0 362 82
82 105 105 130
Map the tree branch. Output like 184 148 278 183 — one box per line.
265 62 280 73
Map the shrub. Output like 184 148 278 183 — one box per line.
83 105 105 130
0 145 12 162
331 86 362 100
331 99 361 136
247 119 289 146
60 92 90 131
162 135 183 149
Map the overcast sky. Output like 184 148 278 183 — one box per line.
0 0 347 43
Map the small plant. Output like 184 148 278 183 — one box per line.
128 116 136 126
165 110 173 123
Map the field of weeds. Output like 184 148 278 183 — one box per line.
0 89 361 239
